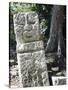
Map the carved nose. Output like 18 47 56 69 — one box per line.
24 25 32 31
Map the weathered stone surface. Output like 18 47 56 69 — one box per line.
14 13 25 25
14 25 24 44
32 50 47 70
14 12 38 25
27 12 38 24
23 30 40 42
52 76 66 85
17 41 44 52
14 12 49 87
14 24 40 43
14 12 40 43
17 50 49 86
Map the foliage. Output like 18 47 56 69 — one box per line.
9 2 37 14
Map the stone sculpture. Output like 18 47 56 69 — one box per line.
14 12 49 87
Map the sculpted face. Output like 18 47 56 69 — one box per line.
14 12 40 44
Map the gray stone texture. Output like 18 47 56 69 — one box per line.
17 50 49 87
14 12 40 44
16 41 44 53
14 12 49 87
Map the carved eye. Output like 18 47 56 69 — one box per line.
14 13 25 25
23 31 32 38
27 12 38 24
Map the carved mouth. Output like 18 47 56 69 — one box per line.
23 31 33 38
25 34 32 38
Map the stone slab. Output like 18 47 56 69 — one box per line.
17 50 49 87
17 41 44 52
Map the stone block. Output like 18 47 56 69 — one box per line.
17 50 49 86
17 41 44 52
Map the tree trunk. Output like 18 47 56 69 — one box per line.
45 5 65 56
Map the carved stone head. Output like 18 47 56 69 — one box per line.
14 12 41 44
